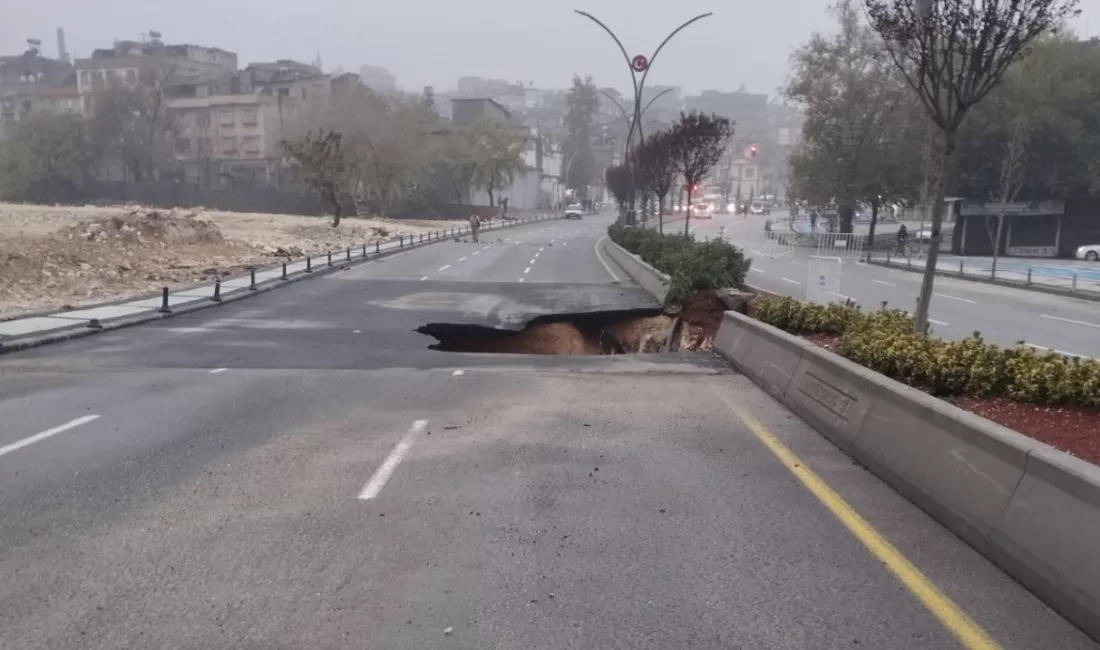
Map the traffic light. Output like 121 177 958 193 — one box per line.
749 145 758 158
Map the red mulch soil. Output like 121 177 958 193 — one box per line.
950 396 1100 465
799 332 1100 465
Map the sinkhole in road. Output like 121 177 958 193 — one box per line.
417 293 730 355
416 308 674 355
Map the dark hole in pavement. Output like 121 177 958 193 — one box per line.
416 308 676 355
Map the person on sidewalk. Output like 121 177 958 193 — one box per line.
469 214 481 243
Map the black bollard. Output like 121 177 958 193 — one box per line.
346 248 352 262
327 251 332 267
281 263 287 280
212 278 222 302
158 287 171 313
249 268 257 291
305 257 313 273
376 240 381 253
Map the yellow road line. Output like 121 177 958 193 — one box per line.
709 386 1002 650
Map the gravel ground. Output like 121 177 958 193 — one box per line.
0 203 461 319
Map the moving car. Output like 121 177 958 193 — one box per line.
750 201 770 215
564 203 584 219
689 203 712 219
1077 244 1100 261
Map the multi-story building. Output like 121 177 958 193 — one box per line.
0 45 74 138
169 93 295 187
358 64 397 94
75 38 237 115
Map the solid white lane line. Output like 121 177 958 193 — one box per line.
459 256 468 262
524 266 531 274
472 250 481 256
873 279 896 286
0 415 100 459
420 276 428 281
751 268 765 274
929 318 950 327
438 265 450 272
357 420 428 501
1041 314 1100 329
782 277 802 285
452 370 465 376
935 292 976 304
1024 343 1091 359
209 367 228 374
594 236 621 282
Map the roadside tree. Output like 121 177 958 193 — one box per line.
281 129 353 226
635 130 677 233
0 113 93 203
668 111 734 235
864 0 1080 333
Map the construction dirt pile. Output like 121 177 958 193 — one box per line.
0 203 457 319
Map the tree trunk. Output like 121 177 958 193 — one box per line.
487 187 495 208
657 192 666 234
865 197 880 262
330 191 342 227
838 203 855 234
684 190 693 237
913 129 956 334
991 215 1005 276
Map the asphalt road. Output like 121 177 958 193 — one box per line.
0 213 1095 649
687 211 1100 359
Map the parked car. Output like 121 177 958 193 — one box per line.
564 203 584 219
1076 244 1100 261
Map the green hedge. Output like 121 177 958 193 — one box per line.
607 224 751 306
753 294 1100 408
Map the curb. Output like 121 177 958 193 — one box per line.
867 258 1100 303
713 310 1100 642
598 237 670 304
0 215 561 355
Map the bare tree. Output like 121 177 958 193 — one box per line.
635 130 677 233
281 129 352 226
87 67 178 182
986 118 1026 275
668 111 734 235
863 0 1080 332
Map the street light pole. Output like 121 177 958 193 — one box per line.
576 9 713 223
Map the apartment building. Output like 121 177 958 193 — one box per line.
169 93 295 187
0 46 74 138
75 39 237 114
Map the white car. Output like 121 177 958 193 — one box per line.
690 203 712 219
1076 244 1100 261
564 203 584 219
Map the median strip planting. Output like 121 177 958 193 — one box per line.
749 293 1100 464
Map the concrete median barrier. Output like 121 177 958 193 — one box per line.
714 309 1100 642
599 237 669 304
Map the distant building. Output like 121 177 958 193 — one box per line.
359 64 397 94
75 37 238 115
0 45 74 138
685 89 769 133
450 97 511 126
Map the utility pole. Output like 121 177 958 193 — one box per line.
575 9 713 224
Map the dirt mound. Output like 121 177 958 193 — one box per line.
58 208 225 248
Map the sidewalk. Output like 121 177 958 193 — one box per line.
869 252 1100 300
0 214 555 347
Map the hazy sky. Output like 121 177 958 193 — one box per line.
7 0 1100 98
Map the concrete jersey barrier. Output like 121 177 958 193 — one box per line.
714 310 1100 641
599 236 670 304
